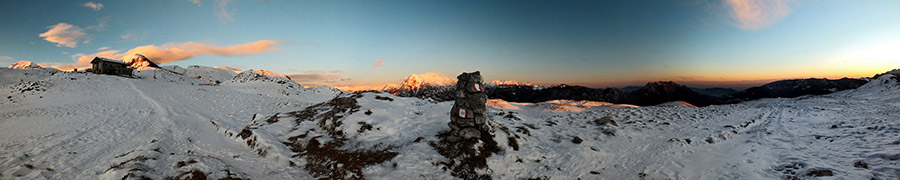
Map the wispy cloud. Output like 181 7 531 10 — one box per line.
39 23 87 48
189 0 203 6
726 0 793 30
86 17 110 31
82 2 103 11
0 56 14 64
45 40 281 71
674 76 705 81
38 62 85 71
189 0 236 22
216 0 234 22
287 70 351 86
371 59 384 68
97 47 110 51
41 40 281 71
73 40 281 64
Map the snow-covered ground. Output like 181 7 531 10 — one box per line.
1 67 898 179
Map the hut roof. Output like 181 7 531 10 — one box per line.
90 57 128 65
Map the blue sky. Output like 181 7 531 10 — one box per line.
1 0 899 88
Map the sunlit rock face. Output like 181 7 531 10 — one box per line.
123 54 161 71
388 72 458 101
8 61 42 69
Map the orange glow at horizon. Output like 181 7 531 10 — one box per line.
324 67 890 92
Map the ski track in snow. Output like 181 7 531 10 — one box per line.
1 68 899 179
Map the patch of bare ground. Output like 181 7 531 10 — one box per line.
806 169 834 177
165 169 248 180
278 93 399 179
107 154 158 179
287 137 398 179
286 94 362 136
430 129 501 180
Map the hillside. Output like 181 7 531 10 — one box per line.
1 68 898 179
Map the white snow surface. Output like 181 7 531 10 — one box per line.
1 67 899 179
181 65 239 83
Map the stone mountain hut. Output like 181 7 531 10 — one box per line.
90 57 133 76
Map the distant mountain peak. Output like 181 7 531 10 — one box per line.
249 69 289 79
229 69 294 84
8 61 42 69
396 72 456 90
641 81 690 94
487 80 536 87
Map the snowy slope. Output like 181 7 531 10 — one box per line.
1 68 899 179
0 68 339 179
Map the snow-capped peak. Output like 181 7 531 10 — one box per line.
250 69 288 79
229 69 294 84
396 72 456 90
487 80 536 87
122 53 160 70
8 61 42 69
843 68 900 98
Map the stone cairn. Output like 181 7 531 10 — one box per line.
447 71 489 142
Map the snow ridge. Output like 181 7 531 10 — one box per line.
228 69 293 84
8 61 42 69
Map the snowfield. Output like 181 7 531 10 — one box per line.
1 67 898 179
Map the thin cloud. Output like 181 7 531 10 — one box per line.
675 76 705 81
216 0 234 22
371 59 383 68
39 62 86 71
82 2 103 11
303 70 345 74
39 23 87 48
120 33 134 40
86 17 110 31
51 40 281 71
0 56 14 65
287 70 351 86
190 0 236 22
97 47 111 51
726 0 793 30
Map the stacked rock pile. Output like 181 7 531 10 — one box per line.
447 71 489 142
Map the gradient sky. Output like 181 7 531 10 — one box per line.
1 0 899 88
